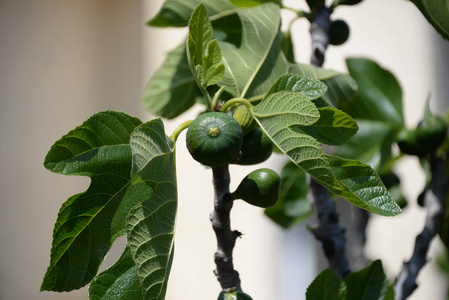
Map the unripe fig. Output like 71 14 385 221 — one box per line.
415 115 447 154
329 20 350 46
396 128 424 156
233 127 273 165
232 105 256 136
232 168 280 208
186 112 243 167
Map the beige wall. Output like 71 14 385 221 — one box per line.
1 0 448 299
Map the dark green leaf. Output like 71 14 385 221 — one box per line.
409 0 449 40
333 0 363 6
289 63 358 108
41 111 145 291
148 0 236 27
89 247 143 300
293 107 359 145
306 269 346 300
126 120 177 300
344 58 404 127
265 161 311 228
345 260 394 300
142 44 196 119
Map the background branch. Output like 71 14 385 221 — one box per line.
309 178 351 278
307 5 351 279
210 165 242 291
395 157 448 300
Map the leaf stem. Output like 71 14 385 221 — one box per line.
169 120 193 142
199 84 213 110
210 165 243 291
220 98 252 113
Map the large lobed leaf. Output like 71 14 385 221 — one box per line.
41 111 145 292
408 0 449 40
42 113 178 300
250 75 401 216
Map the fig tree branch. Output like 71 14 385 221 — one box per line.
307 5 351 279
394 157 448 300
210 165 243 291
309 178 351 278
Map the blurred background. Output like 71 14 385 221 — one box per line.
1 0 448 299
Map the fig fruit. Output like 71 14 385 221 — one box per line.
233 127 273 165
329 20 350 46
186 112 243 167
232 168 280 208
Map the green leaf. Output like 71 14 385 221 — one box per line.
325 155 401 216
126 120 177 300
292 107 359 145
265 161 311 228
251 89 401 216
142 44 196 119
218 4 289 98
265 74 328 101
187 4 225 87
41 111 146 292
408 0 449 40
306 269 346 300
89 247 143 300
343 58 404 127
148 0 236 27
345 260 395 300
336 58 404 171
289 63 358 108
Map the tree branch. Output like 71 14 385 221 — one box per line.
307 5 350 279
395 158 448 300
309 177 351 278
210 165 242 291
309 7 331 67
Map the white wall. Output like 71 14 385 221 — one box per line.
0 0 448 299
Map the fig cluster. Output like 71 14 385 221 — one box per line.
186 109 280 208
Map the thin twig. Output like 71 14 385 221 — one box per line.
210 165 242 291
394 157 447 300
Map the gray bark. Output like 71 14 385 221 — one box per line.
210 165 242 291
